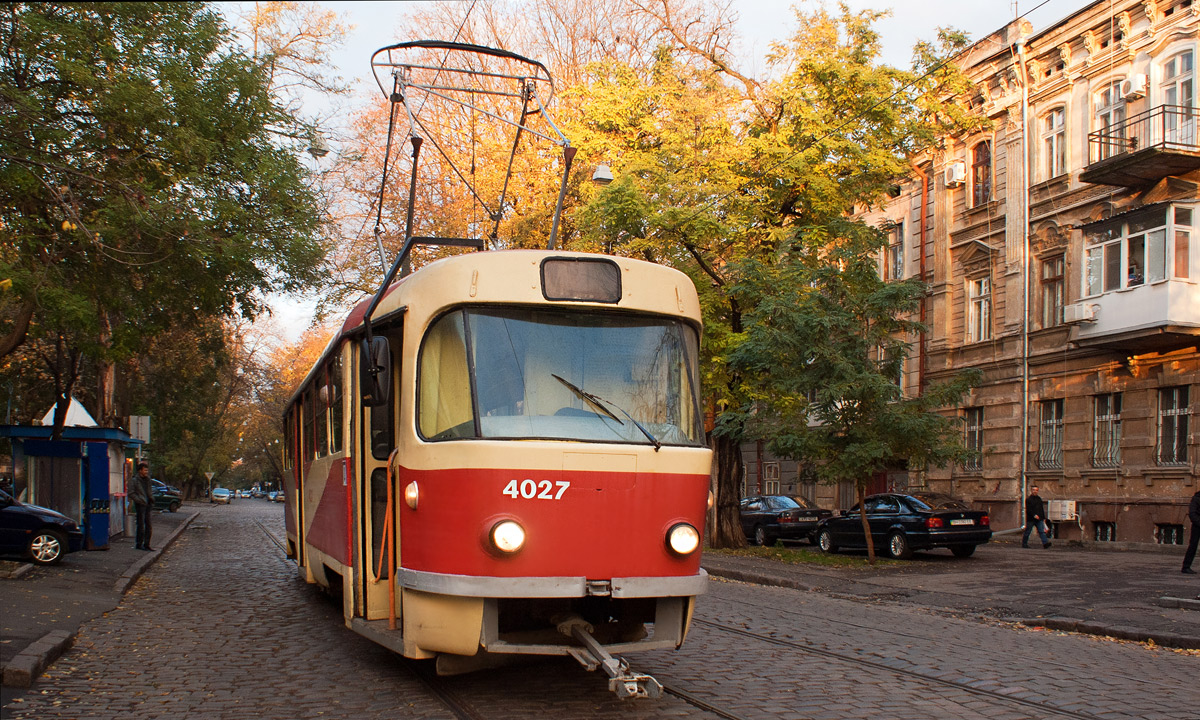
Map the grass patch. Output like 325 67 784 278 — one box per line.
708 543 897 569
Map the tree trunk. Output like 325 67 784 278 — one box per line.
707 432 747 549
97 311 116 427
857 483 877 564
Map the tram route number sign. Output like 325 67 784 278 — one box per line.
503 479 570 500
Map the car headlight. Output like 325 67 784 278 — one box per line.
490 520 526 554
403 482 419 510
666 523 700 556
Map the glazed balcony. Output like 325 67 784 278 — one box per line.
1066 279 1200 353
1080 105 1200 187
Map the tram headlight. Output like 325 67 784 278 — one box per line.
666 523 700 556
490 520 526 554
403 481 419 510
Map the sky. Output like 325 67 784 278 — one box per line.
252 0 1085 339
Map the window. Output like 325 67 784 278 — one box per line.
1162 50 1194 143
1038 399 1064 469
302 389 315 461
1083 204 1193 296
1040 256 1065 328
1042 107 1067 179
963 407 983 471
764 479 780 494
1094 81 1125 161
418 307 704 446
1094 521 1116 542
971 142 992 206
1157 386 1190 465
328 355 343 455
1092 393 1122 468
884 223 904 280
1156 524 1184 545
967 278 991 342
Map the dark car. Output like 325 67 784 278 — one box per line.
0 488 85 565
907 491 971 510
740 495 833 546
151 479 182 513
815 493 992 559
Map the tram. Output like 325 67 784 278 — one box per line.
280 42 711 697
281 250 710 696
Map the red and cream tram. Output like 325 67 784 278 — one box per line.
281 250 710 696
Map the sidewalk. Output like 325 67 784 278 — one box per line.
0 507 197 689
701 538 1200 650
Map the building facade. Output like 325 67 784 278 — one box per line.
852 0 1199 545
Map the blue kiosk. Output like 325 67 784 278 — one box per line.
1 420 142 550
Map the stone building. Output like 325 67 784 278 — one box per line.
845 0 1198 545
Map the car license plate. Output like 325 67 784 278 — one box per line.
950 518 974 526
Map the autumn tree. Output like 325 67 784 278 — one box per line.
0 2 325 434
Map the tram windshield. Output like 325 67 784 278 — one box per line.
419 307 704 446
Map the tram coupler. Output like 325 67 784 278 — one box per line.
558 616 663 700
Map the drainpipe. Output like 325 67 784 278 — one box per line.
910 163 930 395
1016 40 1032 530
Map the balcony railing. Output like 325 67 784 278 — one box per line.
1089 104 1198 160
1082 105 1200 186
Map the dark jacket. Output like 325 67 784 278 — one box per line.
1025 493 1046 522
129 473 152 507
1189 491 1200 526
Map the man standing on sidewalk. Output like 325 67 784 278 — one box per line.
1022 485 1051 549
1182 489 1199 575
128 461 154 551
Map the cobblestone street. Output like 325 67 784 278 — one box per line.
5 501 1197 720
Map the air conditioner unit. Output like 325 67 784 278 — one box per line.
1121 74 1147 100
1063 302 1098 324
944 161 967 187
1047 499 1077 522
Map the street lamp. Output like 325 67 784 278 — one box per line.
307 132 330 160
592 164 613 186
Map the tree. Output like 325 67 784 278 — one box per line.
727 219 979 562
0 2 325 434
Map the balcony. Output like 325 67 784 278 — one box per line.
1067 280 1200 352
1080 105 1200 187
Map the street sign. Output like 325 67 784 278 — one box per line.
204 471 214 481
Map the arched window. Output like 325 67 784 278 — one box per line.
1162 50 1194 144
971 142 992 206
1094 81 1125 161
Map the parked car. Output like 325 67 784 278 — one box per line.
250 488 265 499
271 490 286 503
210 488 233 504
815 493 992 559
0 488 85 565
151 479 183 513
739 495 833 546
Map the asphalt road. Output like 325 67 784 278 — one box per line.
2 501 1196 719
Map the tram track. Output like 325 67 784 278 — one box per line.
694 618 1108 720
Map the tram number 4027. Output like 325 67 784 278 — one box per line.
503 479 571 500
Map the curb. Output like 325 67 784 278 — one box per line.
112 510 198 594
703 564 1200 651
0 511 200 689
0 562 34 580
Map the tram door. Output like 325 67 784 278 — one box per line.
357 325 402 621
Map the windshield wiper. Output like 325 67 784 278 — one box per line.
551 374 661 451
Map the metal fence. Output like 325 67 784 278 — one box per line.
1088 104 1198 163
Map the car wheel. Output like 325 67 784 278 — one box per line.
951 544 977 558
817 528 837 553
168 501 181 513
29 529 67 565
753 526 770 547
887 531 912 559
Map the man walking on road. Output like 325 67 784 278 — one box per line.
129 461 154 551
1022 485 1051 549
1182 489 1199 574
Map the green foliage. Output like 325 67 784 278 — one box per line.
726 219 979 488
0 2 325 363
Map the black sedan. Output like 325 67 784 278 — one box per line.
815 493 991 559
0 488 85 565
740 495 833 546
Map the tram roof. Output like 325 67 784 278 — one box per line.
287 250 702 406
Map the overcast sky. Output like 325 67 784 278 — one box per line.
249 0 1085 337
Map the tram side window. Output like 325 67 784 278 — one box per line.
328 355 343 455
370 331 399 461
315 377 328 459
283 409 294 470
419 311 473 439
303 390 315 462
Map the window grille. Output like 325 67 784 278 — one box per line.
1158 386 1190 465
963 407 984 471
1038 399 1064 469
1093 521 1116 542
1156 524 1184 545
1092 393 1122 468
